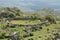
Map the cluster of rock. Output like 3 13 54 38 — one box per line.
24 20 49 33
52 32 60 40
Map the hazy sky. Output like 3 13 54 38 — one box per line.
0 0 60 12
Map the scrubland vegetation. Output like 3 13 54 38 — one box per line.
0 7 60 40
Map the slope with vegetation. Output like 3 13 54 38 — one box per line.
0 7 60 40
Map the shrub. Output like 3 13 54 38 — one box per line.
30 33 34 36
28 38 34 40
0 33 6 39
44 14 56 24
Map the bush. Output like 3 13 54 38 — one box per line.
0 33 6 39
44 14 56 24
30 33 34 36
28 38 34 40
0 7 23 18
39 27 42 29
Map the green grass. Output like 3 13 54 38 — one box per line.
0 20 60 40
10 20 40 25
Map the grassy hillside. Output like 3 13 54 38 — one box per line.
0 7 60 40
0 20 60 40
